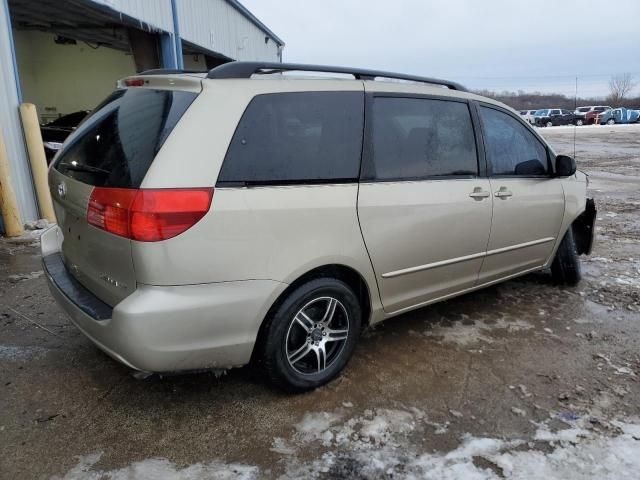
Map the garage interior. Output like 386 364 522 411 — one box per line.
8 0 229 123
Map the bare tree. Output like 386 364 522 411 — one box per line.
608 73 636 106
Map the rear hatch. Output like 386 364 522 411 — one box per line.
48 79 200 307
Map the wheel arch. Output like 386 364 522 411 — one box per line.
571 198 596 255
250 264 373 363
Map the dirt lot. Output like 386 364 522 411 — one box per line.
1 125 639 479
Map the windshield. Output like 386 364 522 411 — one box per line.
534 109 549 116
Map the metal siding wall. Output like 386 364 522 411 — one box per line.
89 0 174 32
0 0 38 222
177 0 280 61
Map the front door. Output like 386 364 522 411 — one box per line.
357 95 493 314
476 105 564 284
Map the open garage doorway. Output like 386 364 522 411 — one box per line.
8 0 167 124
182 40 231 71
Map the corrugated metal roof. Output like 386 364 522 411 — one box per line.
177 0 281 62
89 0 173 33
225 0 284 46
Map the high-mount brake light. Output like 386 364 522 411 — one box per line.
87 188 213 242
125 78 145 87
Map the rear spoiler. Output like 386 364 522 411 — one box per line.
117 74 203 93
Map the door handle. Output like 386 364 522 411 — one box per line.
469 188 490 200
495 187 513 199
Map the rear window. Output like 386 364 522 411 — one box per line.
577 107 591 112
53 88 197 187
217 92 364 185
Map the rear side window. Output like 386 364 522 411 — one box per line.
217 92 364 185
54 89 197 187
479 106 548 176
365 97 478 180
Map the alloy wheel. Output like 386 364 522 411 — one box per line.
285 296 350 375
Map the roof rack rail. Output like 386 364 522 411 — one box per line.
139 68 207 75
206 61 467 91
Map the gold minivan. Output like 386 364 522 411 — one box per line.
42 62 596 391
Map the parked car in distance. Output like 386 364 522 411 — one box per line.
535 109 581 127
532 109 549 124
584 109 610 125
518 109 537 124
598 107 640 125
41 110 89 163
41 62 596 392
574 105 612 125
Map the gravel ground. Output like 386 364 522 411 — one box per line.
1 125 639 479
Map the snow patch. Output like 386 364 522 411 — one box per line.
284 408 640 479
425 317 533 346
52 452 258 480
535 427 589 443
7 270 44 282
57 409 640 480
595 353 636 376
0 345 48 361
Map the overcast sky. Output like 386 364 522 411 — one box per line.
242 0 640 98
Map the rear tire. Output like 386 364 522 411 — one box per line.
546 121 553 127
606 118 615 125
576 119 584 126
551 228 582 286
261 278 361 392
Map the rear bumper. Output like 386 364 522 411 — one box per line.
41 225 287 372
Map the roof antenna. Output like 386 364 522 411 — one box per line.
573 75 578 159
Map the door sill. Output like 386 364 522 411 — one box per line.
383 265 544 318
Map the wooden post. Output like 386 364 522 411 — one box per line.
0 131 24 237
19 103 56 223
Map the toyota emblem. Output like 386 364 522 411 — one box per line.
57 182 67 199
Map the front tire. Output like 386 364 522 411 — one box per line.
546 121 553 127
576 119 584 126
551 228 582 286
261 278 361 392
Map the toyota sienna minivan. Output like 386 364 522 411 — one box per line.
43 62 596 392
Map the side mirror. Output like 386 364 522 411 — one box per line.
555 155 576 177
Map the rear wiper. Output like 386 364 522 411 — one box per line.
58 163 110 175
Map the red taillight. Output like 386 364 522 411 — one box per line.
124 78 145 87
87 188 213 242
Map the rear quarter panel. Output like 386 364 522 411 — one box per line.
132 79 384 321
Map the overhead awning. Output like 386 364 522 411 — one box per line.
8 0 163 51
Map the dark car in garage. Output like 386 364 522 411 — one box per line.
41 110 89 163
535 108 581 127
